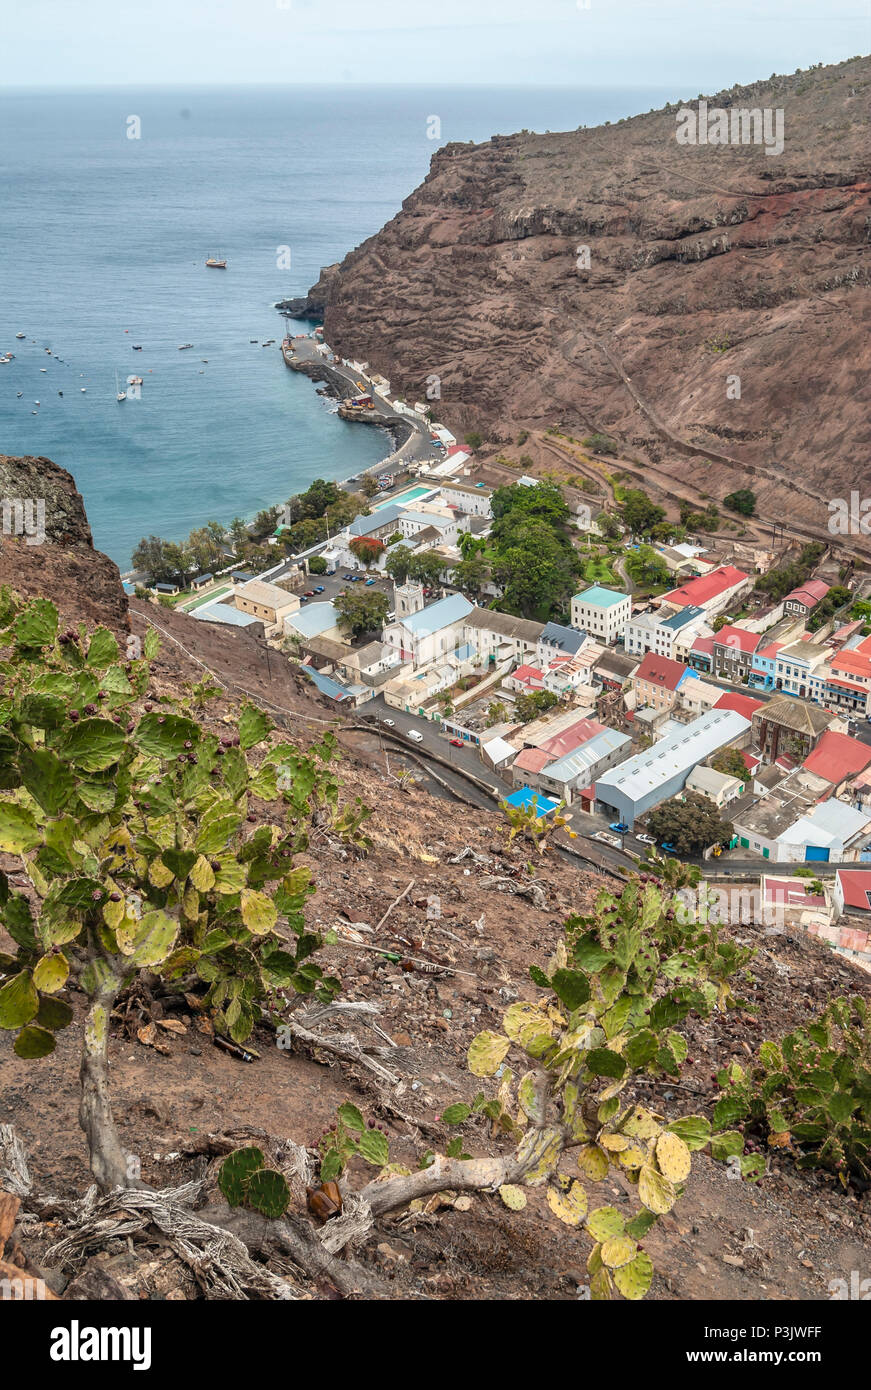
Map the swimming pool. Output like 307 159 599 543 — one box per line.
371 485 437 510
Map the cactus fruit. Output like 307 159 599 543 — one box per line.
246 1167 290 1220
218 1145 265 1207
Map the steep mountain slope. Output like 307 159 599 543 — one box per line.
288 58 871 551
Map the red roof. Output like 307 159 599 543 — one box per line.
785 579 830 608
714 691 764 719
512 664 544 685
740 749 760 772
635 651 688 691
831 650 871 680
837 870 871 912
513 747 551 774
538 717 605 759
763 877 827 910
756 641 784 660
663 565 750 610
714 625 760 655
691 635 715 656
803 730 871 784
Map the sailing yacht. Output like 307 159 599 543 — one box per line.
115 371 126 403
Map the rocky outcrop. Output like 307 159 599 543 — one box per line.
0 454 129 632
300 58 871 553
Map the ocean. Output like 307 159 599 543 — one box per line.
0 84 670 569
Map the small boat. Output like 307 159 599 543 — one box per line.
178 343 194 350
205 255 227 269
132 344 143 350
58 391 63 397
15 332 25 340
40 368 47 373
81 388 86 393
16 391 22 398
128 375 143 386
34 400 40 406
249 339 258 344
115 371 126 403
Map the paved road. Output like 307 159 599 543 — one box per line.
282 335 441 476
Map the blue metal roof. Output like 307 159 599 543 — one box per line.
348 504 404 537
192 603 259 628
540 621 586 655
286 602 340 638
303 667 353 702
503 787 559 816
401 592 473 636
661 604 705 631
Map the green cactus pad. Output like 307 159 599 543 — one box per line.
218 1145 265 1207
613 1251 654 1300
246 1167 290 1220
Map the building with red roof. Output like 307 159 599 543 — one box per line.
712 625 761 681
714 691 764 720
660 565 752 618
633 652 692 712
802 730 871 793
835 869 871 915
784 579 831 618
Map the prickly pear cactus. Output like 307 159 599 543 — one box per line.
246 1167 291 1220
218 1145 265 1207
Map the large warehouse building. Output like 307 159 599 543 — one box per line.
594 708 751 828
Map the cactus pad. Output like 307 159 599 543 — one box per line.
246 1167 291 1220
655 1130 691 1183
586 1205 625 1241
498 1184 527 1210
218 1145 265 1207
601 1234 637 1269
467 1030 511 1076
613 1251 654 1300
546 1181 588 1226
638 1162 677 1215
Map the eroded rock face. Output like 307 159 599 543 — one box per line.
0 454 128 632
302 59 871 551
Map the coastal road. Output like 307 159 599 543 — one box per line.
281 334 441 477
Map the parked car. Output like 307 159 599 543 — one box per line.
326 569 336 576
407 729 424 743
365 578 376 586
303 590 315 598
449 738 464 747
343 573 354 581
660 841 676 853
381 718 395 727
593 831 623 849
313 585 325 594
635 833 656 845
609 822 629 834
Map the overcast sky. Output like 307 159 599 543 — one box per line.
3 0 869 89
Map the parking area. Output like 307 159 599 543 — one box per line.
297 568 395 608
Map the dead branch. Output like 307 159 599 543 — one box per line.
374 879 415 934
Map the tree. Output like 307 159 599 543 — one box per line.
486 700 507 726
385 545 414 585
582 433 618 456
406 550 447 587
334 588 390 637
453 552 490 599
624 545 669 590
229 517 250 549
646 793 733 856
0 591 351 1190
360 476 379 499
724 489 756 517
515 689 558 723
349 537 385 569
308 555 327 576
293 478 342 521
188 525 225 573
464 432 483 450
131 536 186 585
710 747 748 781
491 481 569 531
250 507 281 540
596 510 622 540
620 490 665 538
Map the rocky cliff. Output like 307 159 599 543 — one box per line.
292 58 871 550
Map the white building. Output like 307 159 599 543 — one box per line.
383 591 474 669
624 604 709 661
570 585 631 645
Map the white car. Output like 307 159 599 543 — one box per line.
406 729 424 743
381 718 395 727
635 833 657 845
593 831 623 849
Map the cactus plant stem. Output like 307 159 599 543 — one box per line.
78 965 130 1192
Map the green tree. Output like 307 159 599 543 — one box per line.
406 550 447 587
710 747 748 781
131 536 186 585
308 555 327 576
620 490 665 538
724 489 756 517
250 507 281 540
596 510 622 540
334 588 390 637
385 545 415 586
452 552 490 599
464 432 483 450
229 517 250 549
360 476 379 499
515 689 559 723
582 433 618 456
646 793 733 856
